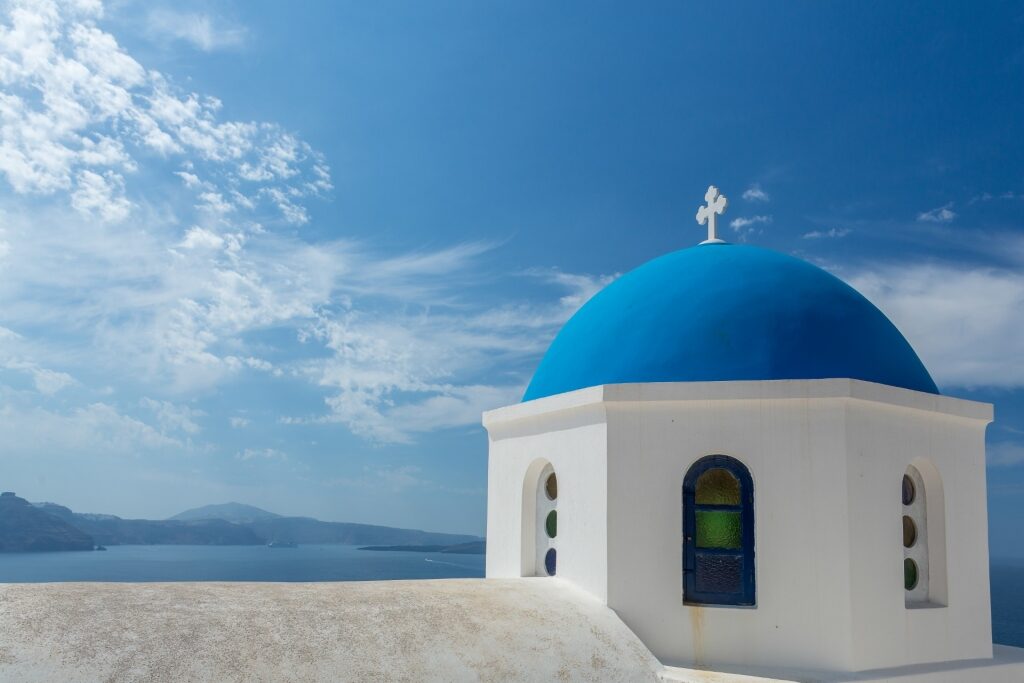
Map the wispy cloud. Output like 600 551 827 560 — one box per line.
845 256 1024 389
236 448 288 461
0 395 184 458
742 184 770 202
0 0 326 224
146 10 248 52
729 215 772 239
917 203 956 223
803 227 851 239
989 442 1024 467
285 266 612 443
0 0 613 451
141 398 203 436
326 464 483 496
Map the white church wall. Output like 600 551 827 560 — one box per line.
485 394 610 602
844 399 992 670
483 380 994 676
603 389 856 672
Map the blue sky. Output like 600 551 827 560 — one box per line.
1 1 1023 551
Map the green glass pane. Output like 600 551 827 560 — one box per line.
695 468 741 506
545 510 557 539
904 558 919 591
696 510 742 549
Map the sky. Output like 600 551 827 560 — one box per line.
0 1 1023 550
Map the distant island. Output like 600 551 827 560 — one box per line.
0 492 482 553
0 492 95 552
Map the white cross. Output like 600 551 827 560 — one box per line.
695 185 728 244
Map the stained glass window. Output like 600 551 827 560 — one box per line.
533 463 558 578
545 473 558 501
695 469 741 506
683 456 755 606
696 510 741 549
902 515 917 548
903 464 931 605
904 558 919 590
544 548 557 576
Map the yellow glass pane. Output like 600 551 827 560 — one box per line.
695 468 741 505
696 510 742 549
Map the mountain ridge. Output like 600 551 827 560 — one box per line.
1 493 95 552
11 495 480 550
169 502 282 523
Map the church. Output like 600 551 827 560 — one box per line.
483 186 1024 680
2 187 1023 682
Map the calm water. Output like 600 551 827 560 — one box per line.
0 544 483 583
0 546 1021 648
991 560 1024 648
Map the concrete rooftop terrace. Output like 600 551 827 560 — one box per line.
0 578 660 683
3 579 1023 682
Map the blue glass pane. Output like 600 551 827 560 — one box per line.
544 548 557 576
695 554 742 594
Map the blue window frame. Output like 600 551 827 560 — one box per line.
682 455 755 606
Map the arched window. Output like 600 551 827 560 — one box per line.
683 455 755 606
903 460 950 606
536 465 558 576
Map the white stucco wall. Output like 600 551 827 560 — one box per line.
843 397 992 669
483 379 995 676
485 395 610 601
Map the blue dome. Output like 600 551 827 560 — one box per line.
523 243 937 402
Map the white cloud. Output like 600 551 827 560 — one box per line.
846 260 1024 389
803 227 851 239
0 399 182 457
742 184 770 202
146 10 248 52
178 226 225 250
70 169 131 222
174 170 200 188
989 442 1024 467
0 358 75 395
236 447 287 461
917 203 956 223
31 367 75 395
141 398 203 435
289 267 610 443
0 0 325 224
730 215 772 238
229 416 250 428
327 465 426 493
0 0 614 450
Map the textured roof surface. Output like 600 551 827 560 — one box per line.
524 243 937 401
0 578 660 683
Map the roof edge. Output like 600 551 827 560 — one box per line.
485 379 992 429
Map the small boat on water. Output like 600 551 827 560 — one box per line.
267 541 297 548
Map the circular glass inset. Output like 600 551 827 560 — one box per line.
902 474 916 506
544 472 558 501
545 510 557 539
544 548 557 576
902 515 917 548
904 558 919 591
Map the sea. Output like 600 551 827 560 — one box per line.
0 546 1021 649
